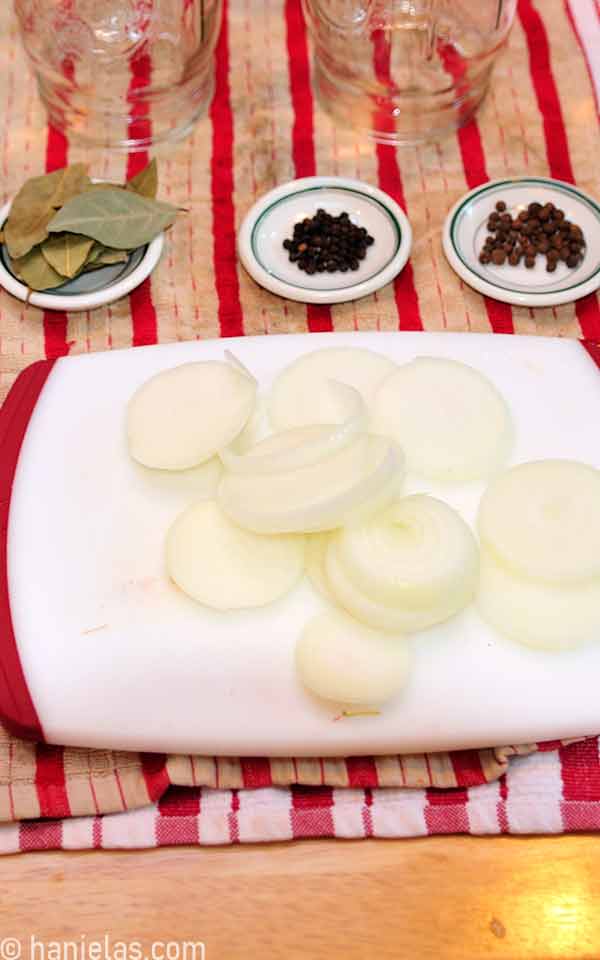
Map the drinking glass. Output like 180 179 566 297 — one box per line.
301 0 517 145
14 0 222 150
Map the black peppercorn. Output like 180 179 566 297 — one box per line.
282 209 375 275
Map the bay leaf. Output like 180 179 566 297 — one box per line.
4 164 90 259
47 187 178 249
84 182 126 192
95 247 129 265
41 232 94 278
51 163 91 207
81 245 129 272
85 241 106 264
12 245 67 291
5 204 55 261
125 159 158 200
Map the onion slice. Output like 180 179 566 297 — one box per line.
305 533 331 598
372 356 513 482
218 434 403 534
219 382 367 475
127 361 256 471
478 459 600 584
477 548 600 651
269 346 397 431
326 495 479 633
296 610 410 706
167 500 305 611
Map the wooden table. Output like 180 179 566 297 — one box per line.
1 836 598 958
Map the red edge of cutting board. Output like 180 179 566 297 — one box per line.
0 358 56 742
1 338 600 746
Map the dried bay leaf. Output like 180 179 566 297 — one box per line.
41 233 94 278
81 245 129 272
51 163 91 207
12 245 67 291
5 205 55 261
85 182 127 192
5 163 90 259
95 247 129 265
126 159 158 199
48 187 178 249
86 241 106 264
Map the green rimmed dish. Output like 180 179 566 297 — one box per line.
442 177 600 308
238 176 413 305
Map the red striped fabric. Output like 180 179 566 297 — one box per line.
345 756 379 788
435 39 514 334
371 29 422 331
241 758 273 788
518 0 574 184
127 39 159 347
425 788 470 834
19 820 63 852
141 753 171 802
362 788 374 837
284 0 333 334
291 784 335 837
562 0 600 340
559 739 600 800
564 0 600 120
156 784 200 845
43 125 70 360
210 0 244 339
228 789 240 842
35 745 70 818
449 749 486 788
497 774 509 833
520 0 600 340
9 739 600 853
454 122 515 335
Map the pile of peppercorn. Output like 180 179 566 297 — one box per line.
283 209 375 275
479 200 585 273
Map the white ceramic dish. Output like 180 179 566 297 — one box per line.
442 177 600 307
0 199 164 312
238 176 413 304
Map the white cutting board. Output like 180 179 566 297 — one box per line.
7 331 600 755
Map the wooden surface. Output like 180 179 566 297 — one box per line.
1 837 600 958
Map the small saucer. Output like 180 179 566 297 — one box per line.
238 176 412 304
0 200 164 313
442 177 600 308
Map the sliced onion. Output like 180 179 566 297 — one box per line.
218 434 403 534
166 500 305 611
224 349 259 386
477 548 600 651
219 382 367 475
478 459 600 584
372 357 513 481
296 610 410 706
127 361 256 471
305 532 331 598
326 553 464 633
269 346 397 431
326 495 479 633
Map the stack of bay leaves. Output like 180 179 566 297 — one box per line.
0 160 178 292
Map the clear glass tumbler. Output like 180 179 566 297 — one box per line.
301 0 517 145
14 0 223 150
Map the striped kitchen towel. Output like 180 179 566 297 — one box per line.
2 738 600 852
1 0 600 848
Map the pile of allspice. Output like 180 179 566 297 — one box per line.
0 160 178 291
